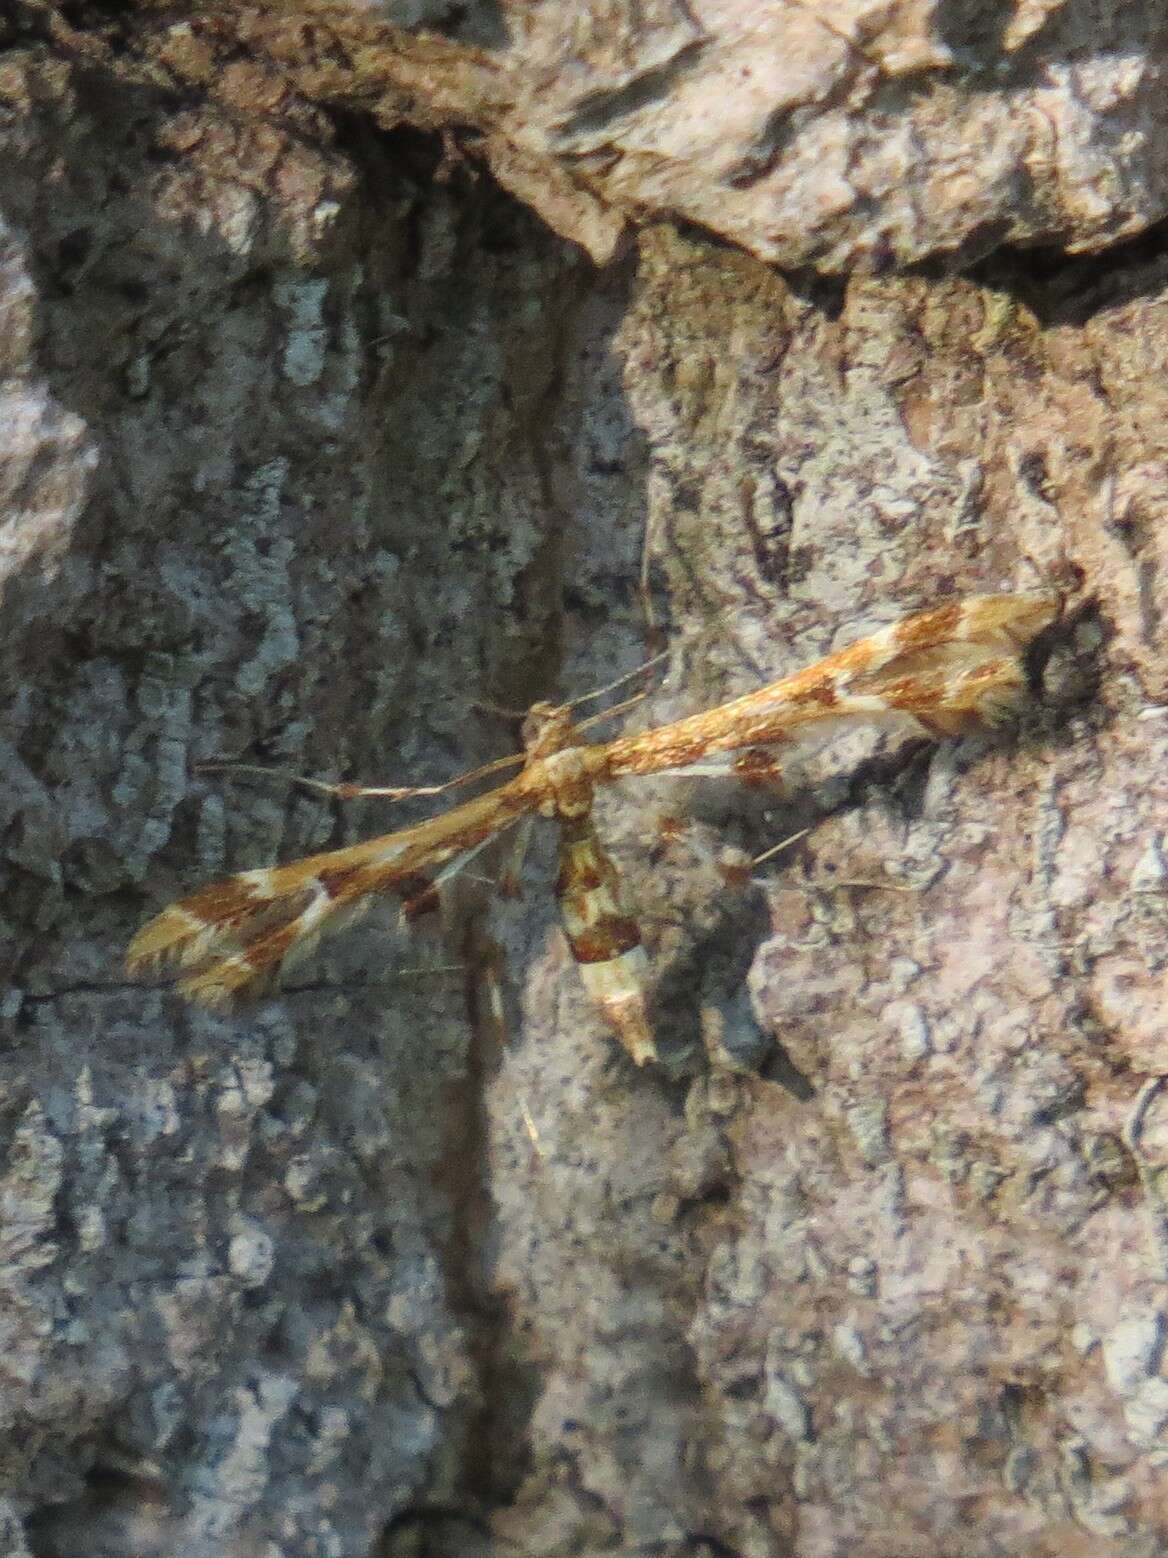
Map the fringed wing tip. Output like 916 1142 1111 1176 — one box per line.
127 894 336 1008
127 936 278 1011
969 590 1063 648
125 906 211 978
173 959 267 1011
126 872 275 976
1015 588 1064 639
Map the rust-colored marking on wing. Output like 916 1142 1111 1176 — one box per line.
127 776 539 1007
599 592 1059 779
124 873 281 976
732 748 785 786
175 919 306 1009
128 591 1063 1054
314 864 366 899
891 599 963 652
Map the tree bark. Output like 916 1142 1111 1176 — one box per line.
1 4 1165 1556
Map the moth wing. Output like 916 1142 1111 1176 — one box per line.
127 804 530 1008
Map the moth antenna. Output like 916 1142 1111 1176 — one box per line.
197 749 525 803
474 651 667 729
573 689 653 739
563 649 669 712
473 697 529 721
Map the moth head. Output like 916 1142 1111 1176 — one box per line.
520 701 576 758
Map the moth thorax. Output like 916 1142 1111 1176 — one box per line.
525 745 592 821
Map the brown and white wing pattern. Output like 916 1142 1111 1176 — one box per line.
126 780 537 1007
127 592 1062 1056
554 809 655 1066
598 593 1059 779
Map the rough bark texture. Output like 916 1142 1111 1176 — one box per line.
1 3 1167 1556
